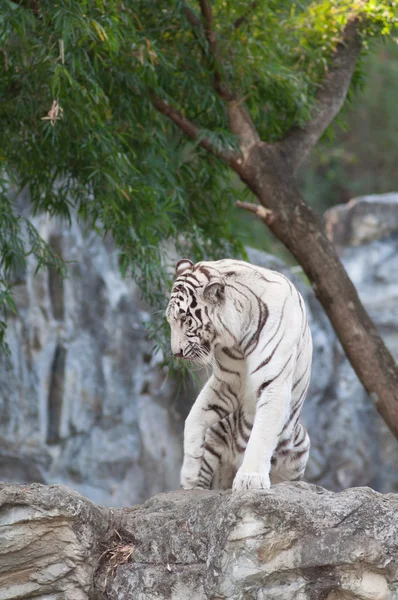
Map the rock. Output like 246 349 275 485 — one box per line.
0 482 106 599
1 482 398 599
0 438 49 484
324 192 398 248
338 234 398 493
0 207 192 508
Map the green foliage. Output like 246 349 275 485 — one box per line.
0 176 65 355
300 38 398 211
0 0 396 354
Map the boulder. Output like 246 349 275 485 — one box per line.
0 482 397 600
324 192 398 248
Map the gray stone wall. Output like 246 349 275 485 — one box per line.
0 212 188 507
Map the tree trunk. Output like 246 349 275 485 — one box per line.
242 142 398 437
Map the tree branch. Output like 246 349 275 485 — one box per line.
198 0 232 100
198 0 260 155
151 95 244 173
280 18 362 171
181 1 261 159
227 101 261 160
198 0 219 61
236 200 275 226
181 1 201 27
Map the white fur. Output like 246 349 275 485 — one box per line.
167 259 312 492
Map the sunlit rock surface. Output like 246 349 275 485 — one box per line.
1 482 397 600
0 192 397 505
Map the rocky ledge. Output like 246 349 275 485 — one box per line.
0 482 396 600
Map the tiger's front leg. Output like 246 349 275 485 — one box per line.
233 357 294 492
181 375 236 489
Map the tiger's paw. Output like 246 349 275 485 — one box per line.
180 477 204 490
180 469 202 490
232 469 271 492
180 460 205 490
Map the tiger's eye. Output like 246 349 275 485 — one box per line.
180 315 187 324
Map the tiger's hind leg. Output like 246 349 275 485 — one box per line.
194 419 234 490
270 423 310 484
196 410 251 490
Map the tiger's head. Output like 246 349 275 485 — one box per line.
166 258 227 364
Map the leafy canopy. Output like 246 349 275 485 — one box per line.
0 0 396 353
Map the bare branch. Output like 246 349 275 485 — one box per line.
280 18 362 171
236 201 275 225
151 95 244 173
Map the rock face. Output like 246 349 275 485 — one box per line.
325 193 398 248
1 482 397 600
0 204 189 507
0 192 398 505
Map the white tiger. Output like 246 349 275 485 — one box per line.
166 258 312 491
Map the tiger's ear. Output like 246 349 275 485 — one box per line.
175 258 194 277
203 280 225 304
